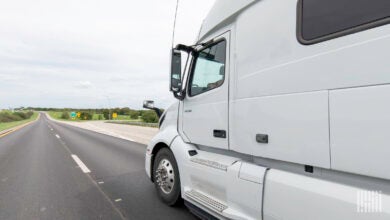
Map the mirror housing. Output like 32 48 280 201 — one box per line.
170 49 182 93
143 100 162 118
143 100 155 109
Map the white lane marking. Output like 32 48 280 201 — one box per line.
71 154 91 173
51 128 53 131
55 134 60 139
119 135 134 141
114 198 122 202
98 181 104 184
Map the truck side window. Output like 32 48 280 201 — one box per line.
299 0 390 44
189 40 226 97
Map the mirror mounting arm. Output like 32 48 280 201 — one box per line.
173 90 185 101
175 44 195 53
143 100 162 118
151 107 162 118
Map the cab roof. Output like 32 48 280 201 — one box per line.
198 0 257 41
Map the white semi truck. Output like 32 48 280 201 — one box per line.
144 0 390 219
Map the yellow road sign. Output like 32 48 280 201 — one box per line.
77 112 81 118
112 113 117 119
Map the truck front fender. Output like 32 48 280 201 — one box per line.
145 124 179 180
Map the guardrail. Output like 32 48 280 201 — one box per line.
105 120 158 128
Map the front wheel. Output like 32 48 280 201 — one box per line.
153 148 182 206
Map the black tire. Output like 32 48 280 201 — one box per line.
153 148 182 206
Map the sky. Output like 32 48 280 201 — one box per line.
0 0 216 109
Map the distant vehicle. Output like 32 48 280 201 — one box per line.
145 0 390 219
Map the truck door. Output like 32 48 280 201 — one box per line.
182 33 229 150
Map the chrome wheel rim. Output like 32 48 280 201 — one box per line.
155 158 175 194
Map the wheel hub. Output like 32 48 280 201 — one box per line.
155 158 175 194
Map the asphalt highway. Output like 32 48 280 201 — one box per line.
0 113 196 220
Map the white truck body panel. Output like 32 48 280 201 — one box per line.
170 136 267 220
263 169 390 220
230 91 330 168
230 0 390 177
234 0 390 99
330 85 390 180
146 0 390 219
198 0 256 41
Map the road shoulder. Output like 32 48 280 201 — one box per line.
45 113 157 145
0 113 40 138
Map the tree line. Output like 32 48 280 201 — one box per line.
29 107 162 123
0 111 34 123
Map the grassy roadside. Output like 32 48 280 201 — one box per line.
47 111 82 122
48 111 158 128
106 120 158 128
48 111 143 122
0 112 39 132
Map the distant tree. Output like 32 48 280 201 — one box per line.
0 111 34 122
26 111 34 118
0 112 20 122
13 111 28 119
79 112 92 120
129 110 139 119
118 107 130 115
141 110 158 123
61 112 70 119
102 109 110 120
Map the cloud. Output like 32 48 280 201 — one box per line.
73 81 92 89
0 0 216 109
109 76 127 82
0 73 21 82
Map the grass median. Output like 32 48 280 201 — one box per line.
0 112 39 132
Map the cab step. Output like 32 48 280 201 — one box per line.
185 200 219 220
184 189 228 213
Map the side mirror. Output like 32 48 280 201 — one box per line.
170 49 182 92
143 100 155 109
143 100 162 118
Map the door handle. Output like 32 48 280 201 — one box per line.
256 134 268 143
213 130 226 138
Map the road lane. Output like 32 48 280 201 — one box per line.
0 114 123 220
46 114 195 220
0 113 195 219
